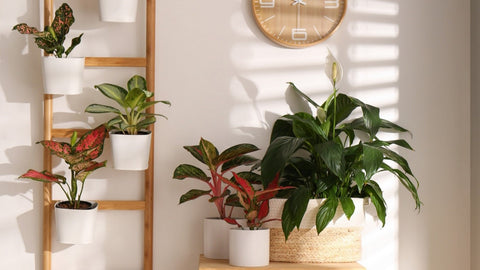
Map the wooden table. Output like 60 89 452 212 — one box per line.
198 256 366 270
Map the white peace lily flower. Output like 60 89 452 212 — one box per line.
325 49 343 86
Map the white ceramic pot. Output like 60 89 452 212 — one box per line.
54 201 98 244
99 0 139 22
264 198 366 263
229 228 270 267
110 131 151 170
203 218 237 259
42 56 84 95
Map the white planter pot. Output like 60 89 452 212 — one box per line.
203 218 237 259
229 228 270 267
99 0 139 22
42 56 84 95
54 201 98 244
264 198 366 263
110 131 151 170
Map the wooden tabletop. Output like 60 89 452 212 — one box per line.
198 255 366 270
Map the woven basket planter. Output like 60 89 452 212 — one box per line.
264 198 366 263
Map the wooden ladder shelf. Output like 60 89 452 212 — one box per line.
41 1 156 269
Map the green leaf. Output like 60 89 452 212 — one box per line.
363 144 383 179
270 116 294 142
183 144 205 165
340 197 355 219
138 100 171 112
261 136 305 186
136 116 156 130
217 143 259 164
316 141 345 179
199 138 219 168
327 93 358 124
354 170 366 193
65 33 83 57
288 82 320 107
364 180 386 226
235 171 262 185
125 88 146 109
380 163 421 209
173 164 210 181
316 197 338 234
282 186 310 240
85 104 121 114
380 147 414 175
221 155 258 173
179 189 211 204
94 83 128 108
290 113 327 141
128 75 147 92
349 97 381 139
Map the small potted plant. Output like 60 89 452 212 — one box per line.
223 173 292 267
12 3 85 95
85 75 170 170
172 138 260 259
260 51 422 263
18 125 107 244
99 0 139 23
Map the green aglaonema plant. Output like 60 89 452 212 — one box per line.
85 75 170 135
261 50 421 239
18 125 107 209
173 138 261 219
223 173 293 230
12 3 83 58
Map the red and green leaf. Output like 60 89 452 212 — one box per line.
51 3 74 38
232 172 255 199
38 140 71 159
257 200 270 220
75 161 107 182
179 189 211 204
19 169 64 184
12 23 39 34
73 125 107 153
224 217 240 226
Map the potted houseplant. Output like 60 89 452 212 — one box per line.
12 3 85 95
85 74 170 170
18 125 108 244
172 138 260 259
223 173 292 267
99 0 139 23
260 51 422 262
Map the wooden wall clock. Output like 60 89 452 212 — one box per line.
252 0 347 48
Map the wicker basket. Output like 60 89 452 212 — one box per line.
264 198 365 263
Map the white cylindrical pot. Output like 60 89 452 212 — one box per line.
42 56 84 95
99 0 139 22
110 131 151 170
229 228 270 267
54 201 98 244
203 218 238 259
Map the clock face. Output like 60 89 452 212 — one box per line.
252 0 347 48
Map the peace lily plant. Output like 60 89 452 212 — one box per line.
261 50 421 239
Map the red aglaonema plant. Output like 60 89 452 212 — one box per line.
173 138 260 219
19 125 107 209
223 173 293 230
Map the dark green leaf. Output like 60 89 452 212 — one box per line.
270 116 294 142
282 186 310 240
217 143 259 164
316 197 338 234
179 189 211 204
288 82 320 107
340 197 355 219
221 155 258 173
183 144 205 165
363 144 383 179
173 164 210 182
65 33 83 57
364 180 386 226
316 141 345 179
127 75 147 92
85 104 121 114
261 136 305 186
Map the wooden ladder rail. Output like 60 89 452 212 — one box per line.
42 1 156 269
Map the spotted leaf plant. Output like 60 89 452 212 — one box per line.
19 125 107 209
12 3 83 58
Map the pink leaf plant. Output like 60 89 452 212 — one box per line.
19 125 107 209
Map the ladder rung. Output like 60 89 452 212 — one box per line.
51 200 146 210
51 128 89 138
85 57 146 67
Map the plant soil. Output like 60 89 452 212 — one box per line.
56 201 97 210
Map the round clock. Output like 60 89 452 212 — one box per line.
251 0 347 48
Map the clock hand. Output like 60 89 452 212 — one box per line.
291 0 306 6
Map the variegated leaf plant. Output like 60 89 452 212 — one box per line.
12 3 83 58
19 125 107 209
173 138 261 219
223 173 293 230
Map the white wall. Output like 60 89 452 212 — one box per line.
0 0 471 269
